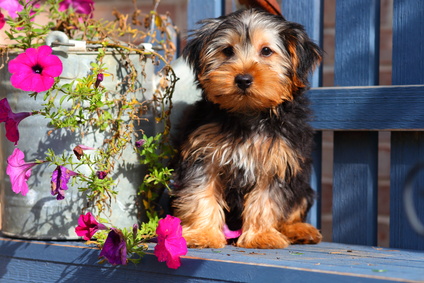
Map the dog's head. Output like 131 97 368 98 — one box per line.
183 9 322 113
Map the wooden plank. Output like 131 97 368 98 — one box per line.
390 0 424 250
282 0 323 87
187 0 224 30
307 85 424 131
392 0 424 85
282 0 323 229
332 0 380 246
334 1 380 86
332 132 378 245
1 237 424 282
308 132 322 228
390 132 424 250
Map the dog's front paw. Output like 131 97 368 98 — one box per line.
282 222 322 244
236 229 290 249
183 227 226 248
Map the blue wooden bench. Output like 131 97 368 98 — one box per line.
1 0 424 282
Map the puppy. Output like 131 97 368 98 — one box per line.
172 8 322 249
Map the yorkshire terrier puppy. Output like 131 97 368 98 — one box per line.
172 8 323 249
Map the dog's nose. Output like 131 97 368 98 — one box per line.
235 74 253 90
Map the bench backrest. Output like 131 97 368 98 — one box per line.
187 0 424 250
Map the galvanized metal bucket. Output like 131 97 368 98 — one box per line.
0 47 158 239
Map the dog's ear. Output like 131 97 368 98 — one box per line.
182 18 222 77
282 22 322 88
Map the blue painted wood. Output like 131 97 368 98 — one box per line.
390 0 424 250
187 0 224 30
390 133 424 250
282 0 323 88
332 0 380 246
307 85 424 130
392 0 424 85
334 0 380 86
282 0 323 230
333 132 378 245
1 237 424 282
308 132 322 228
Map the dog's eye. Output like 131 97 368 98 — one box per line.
222 46 234 57
260 47 273 57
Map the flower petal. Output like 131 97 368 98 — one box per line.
99 229 127 265
6 148 37 196
10 72 37 92
154 240 168 262
32 75 55 93
58 0 94 16
0 11 5 29
0 0 23 18
51 166 78 200
223 224 242 239
5 119 19 144
156 215 183 238
165 254 182 269
0 98 12 122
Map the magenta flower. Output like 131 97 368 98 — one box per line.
50 165 78 200
96 170 107 180
6 148 38 196
59 0 94 16
75 212 107 240
0 11 5 29
0 0 23 19
223 224 242 240
154 215 187 269
0 98 32 145
135 139 145 148
99 228 127 265
94 73 103 88
8 45 63 93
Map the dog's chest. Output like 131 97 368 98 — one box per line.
183 123 301 182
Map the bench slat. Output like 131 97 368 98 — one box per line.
390 0 424 250
187 0 224 30
1 237 424 283
282 0 324 229
308 85 424 131
391 133 424 250
331 0 380 246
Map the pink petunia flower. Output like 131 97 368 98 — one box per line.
0 0 23 19
75 212 107 240
223 224 242 240
0 98 32 145
8 45 63 93
0 11 5 29
99 228 127 265
6 148 38 196
154 215 187 269
50 165 78 200
58 0 94 16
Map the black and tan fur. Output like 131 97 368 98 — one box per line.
172 8 322 249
